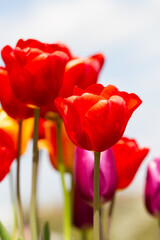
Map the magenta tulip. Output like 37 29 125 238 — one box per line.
73 187 93 229
145 158 160 217
74 147 117 205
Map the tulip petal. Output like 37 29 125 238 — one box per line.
0 147 14 181
101 85 120 100
55 94 100 150
60 53 105 98
113 137 149 189
145 159 160 216
16 39 73 59
74 147 117 205
120 91 142 119
0 67 33 120
85 96 127 151
73 187 93 229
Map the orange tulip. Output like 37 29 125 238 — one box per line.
0 109 34 156
38 119 75 172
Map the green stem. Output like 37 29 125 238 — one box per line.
9 170 18 240
16 120 25 239
94 151 101 240
100 208 104 240
107 194 116 240
30 108 40 240
56 120 71 240
158 218 160 240
81 229 87 240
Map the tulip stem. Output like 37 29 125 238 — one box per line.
100 208 104 240
94 151 101 240
81 229 87 240
158 218 160 240
9 170 18 240
30 107 40 240
56 120 71 240
16 120 25 239
107 194 116 240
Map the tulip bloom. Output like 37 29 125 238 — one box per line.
0 145 15 181
1 39 70 107
40 53 105 117
38 119 75 172
74 147 117 205
113 137 149 189
55 84 142 152
0 110 33 181
144 158 160 217
0 67 33 120
0 109 33 156
59 53 105 98
73 187 93 229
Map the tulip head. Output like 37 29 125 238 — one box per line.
0 67 33 120
59 53 105 98
74 147 117 205
0 146 15 181
145 158 160 217
55 84 142 152
0 109 34 156
40 53 105 118
0 112 17 181
1 39 70 107
38 120 75 173
113 137 149 189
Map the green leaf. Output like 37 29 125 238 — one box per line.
43 222 50 240
17 238 23 240
0 222 12 240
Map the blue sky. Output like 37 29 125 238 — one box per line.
0 0 160 224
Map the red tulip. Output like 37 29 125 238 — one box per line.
59 53 105 98
0 67 33 120
113 137 149 189
0 117 17 181
55 84 142 152
1 39 70 107
16 39 73 60
0 129 16 160
0 146 15 181
0 110 34 181
40 53 105 117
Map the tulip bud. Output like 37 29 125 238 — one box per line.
74 147 117 205
145 158 160 217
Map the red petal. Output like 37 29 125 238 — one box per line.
113 137 149 189
0 67 33 120
85 96 127 151
60 54 104 98
55 94 99 150
101 85 120 100
73 86 85 96
120 91 142 119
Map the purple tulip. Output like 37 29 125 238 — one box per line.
74 147 117 205
145 158 160 217
73 187 93 229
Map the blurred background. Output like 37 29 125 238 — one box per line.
0 0 160 239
